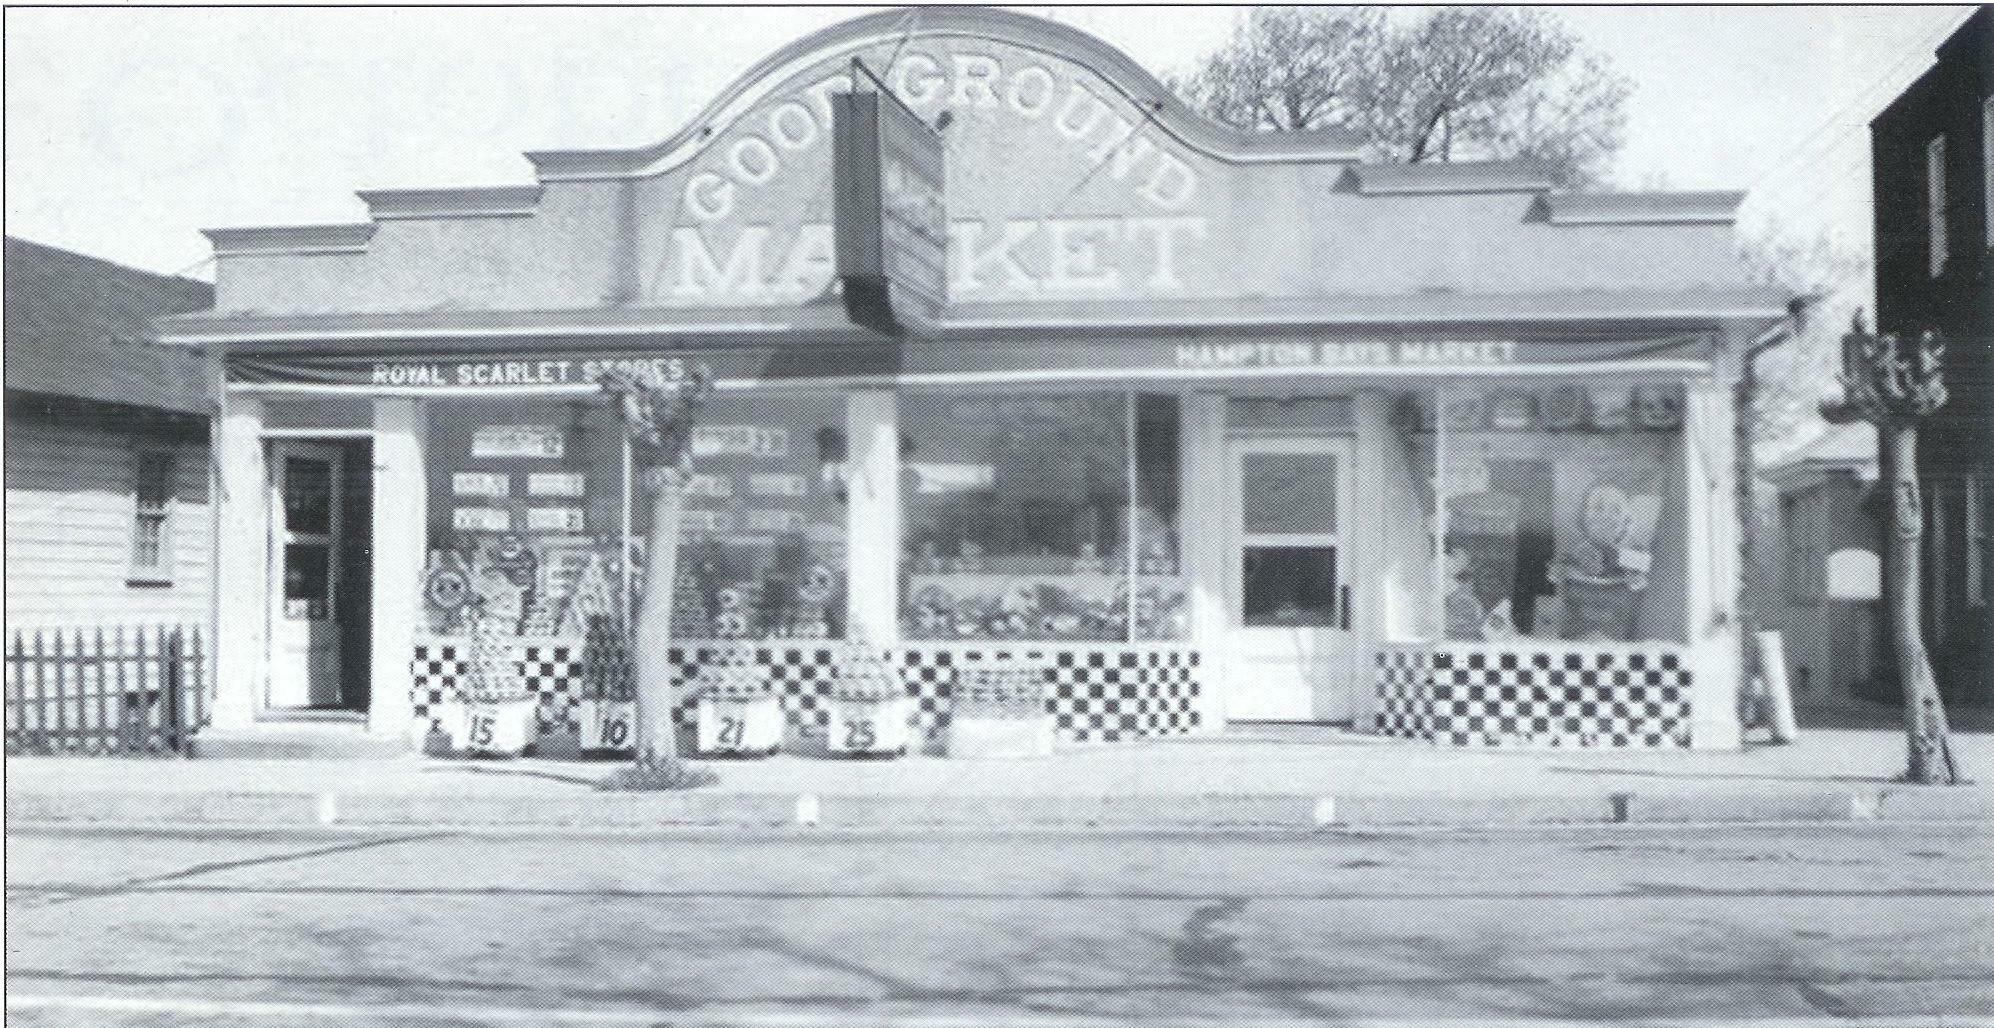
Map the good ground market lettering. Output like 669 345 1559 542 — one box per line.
662 49 1208 302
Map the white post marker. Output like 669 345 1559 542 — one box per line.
1755 630 1800 743
316 793 339 825
795 793 820 827
1312 797 1338 827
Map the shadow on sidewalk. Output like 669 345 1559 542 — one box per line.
1544 766 1895 785
425 763 603 788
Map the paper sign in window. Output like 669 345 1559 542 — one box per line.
744 509 806 534
526 472 585 497
692 425 788 458
749 473 808 497
453 472 511 498
527 507 585 532
472 425 565 459
452 507 512 532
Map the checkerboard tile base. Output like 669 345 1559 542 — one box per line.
1373 646 1433 740
411 637 1204 755
1373 642 1692 749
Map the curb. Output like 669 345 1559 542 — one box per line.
8 787 1990 831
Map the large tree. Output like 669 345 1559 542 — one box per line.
1824 319 1965 785
1171 7 1631 186
600 365 712 782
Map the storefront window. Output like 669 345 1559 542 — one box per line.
1133 395 1188 640
629 392 849 641
422 398 629 638
418 392 850 642
900 393 1184 641
1437 383 1687 643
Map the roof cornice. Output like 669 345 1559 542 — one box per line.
203 223 376 257
1534 191 1745 226
1340 161 1557 196
356 185 544 220
156 287 1787 349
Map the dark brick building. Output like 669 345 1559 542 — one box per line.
1871 6 1992 705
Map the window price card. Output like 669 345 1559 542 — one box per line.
680 510 735 534
692 425 788 458
749 473 807 497
453 472 510 497
472 425 565 459
526 472 585 497
526 507 585 532
453 507 513 532
684 473 734 498
743 509 806 533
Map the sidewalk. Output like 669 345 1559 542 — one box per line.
8 728 1991 830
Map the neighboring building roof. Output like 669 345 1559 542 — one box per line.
1870 6 1990 129
1766 422 1878 491
4 237 215 415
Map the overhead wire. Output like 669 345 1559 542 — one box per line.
1742 8 1969 199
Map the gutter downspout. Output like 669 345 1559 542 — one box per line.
1734 294 1816 664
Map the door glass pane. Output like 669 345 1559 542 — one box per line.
1243 545 1338 627
284 457 333 535
284 543 330 619
1242 452 1337 535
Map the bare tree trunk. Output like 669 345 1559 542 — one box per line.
633 466 684 762
1885 425 1962 784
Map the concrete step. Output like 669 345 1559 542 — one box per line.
191 724 408 760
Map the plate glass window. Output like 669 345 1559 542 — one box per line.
130 450 175 582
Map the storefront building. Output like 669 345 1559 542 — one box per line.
162 8 1792 752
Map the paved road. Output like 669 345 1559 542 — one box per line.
7 822 1993 1026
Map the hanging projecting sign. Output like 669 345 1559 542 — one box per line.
833 62 946 337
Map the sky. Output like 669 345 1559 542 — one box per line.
3 4 1979 280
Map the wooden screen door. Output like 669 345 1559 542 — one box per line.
1224 437 1357 722
267 441 344 709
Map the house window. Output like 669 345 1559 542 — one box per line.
1927 134 1948 276
129 450 176 583
1983 98 1992 248
1924 476 1952 647
1970 474 1988 608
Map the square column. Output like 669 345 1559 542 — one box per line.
1179 392 1228 732
1685 379 1743 749
368 397 427 739
845 391 900 645
212 393 267 729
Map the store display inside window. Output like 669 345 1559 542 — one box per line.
629 393 849 641
421 398 627 638
1439 383 1684 643
899 394 1186 641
